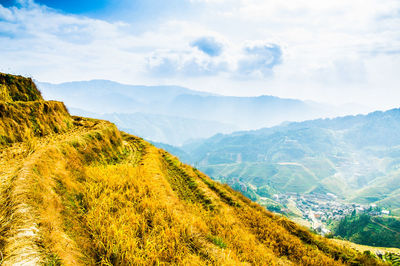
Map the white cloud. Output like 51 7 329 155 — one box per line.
0 5 14 21
192 0 400 108
0 3 147 82
146 49 230 77
236 42 282 78
146 39 282 77
0 0 399 109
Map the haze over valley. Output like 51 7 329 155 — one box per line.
38 80 371 145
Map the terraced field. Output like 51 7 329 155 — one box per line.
0 73 387 265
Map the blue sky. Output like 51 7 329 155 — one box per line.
31 0 110 14
0 0 399 109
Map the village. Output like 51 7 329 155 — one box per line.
273 192 390 235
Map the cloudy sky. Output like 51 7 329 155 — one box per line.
0 0 399 109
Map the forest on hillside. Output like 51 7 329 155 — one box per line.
333 213 400 248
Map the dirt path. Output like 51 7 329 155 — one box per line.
0 141 41 265
0 119 111 265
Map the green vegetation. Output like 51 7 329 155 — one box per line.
0 73 388 265
175 108 400 211
384 253 400 265
333 213 400 248
208 235 227 249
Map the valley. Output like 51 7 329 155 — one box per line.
269 192 393 236
176 109 400 213
148 108 400 250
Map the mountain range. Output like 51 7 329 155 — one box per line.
37 80 369 145
68 108 238 146
172 108 400 215
0 72 385 265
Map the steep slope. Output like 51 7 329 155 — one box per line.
0 73 384 265
0 73 42 102
0 73 72 146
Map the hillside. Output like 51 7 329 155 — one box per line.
0 73 385 265
333 214 400 248
178 108 400 213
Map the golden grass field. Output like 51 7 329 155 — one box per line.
0 72 391 265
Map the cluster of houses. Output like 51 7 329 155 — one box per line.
273 192 391 235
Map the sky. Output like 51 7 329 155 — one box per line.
0 0 399 109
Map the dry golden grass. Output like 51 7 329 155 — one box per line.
0 72 388 265
20 134 384 265
0 72 42 102
0 100 73 146
332 239 400 256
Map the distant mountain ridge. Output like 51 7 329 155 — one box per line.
166 93 323 128
69 107 238 146
37 80 214 114
36 79 366 145
176 108 400 214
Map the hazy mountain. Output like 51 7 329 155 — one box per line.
166 94 332 129
37 80 364 132
69 108 238 146
37 80 213 114
177 108 400 214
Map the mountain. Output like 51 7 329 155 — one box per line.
178 108 400 214
0 73 383 265
37 80 213 114
164 94 328 129
36 80 362 142
69 108 238 146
